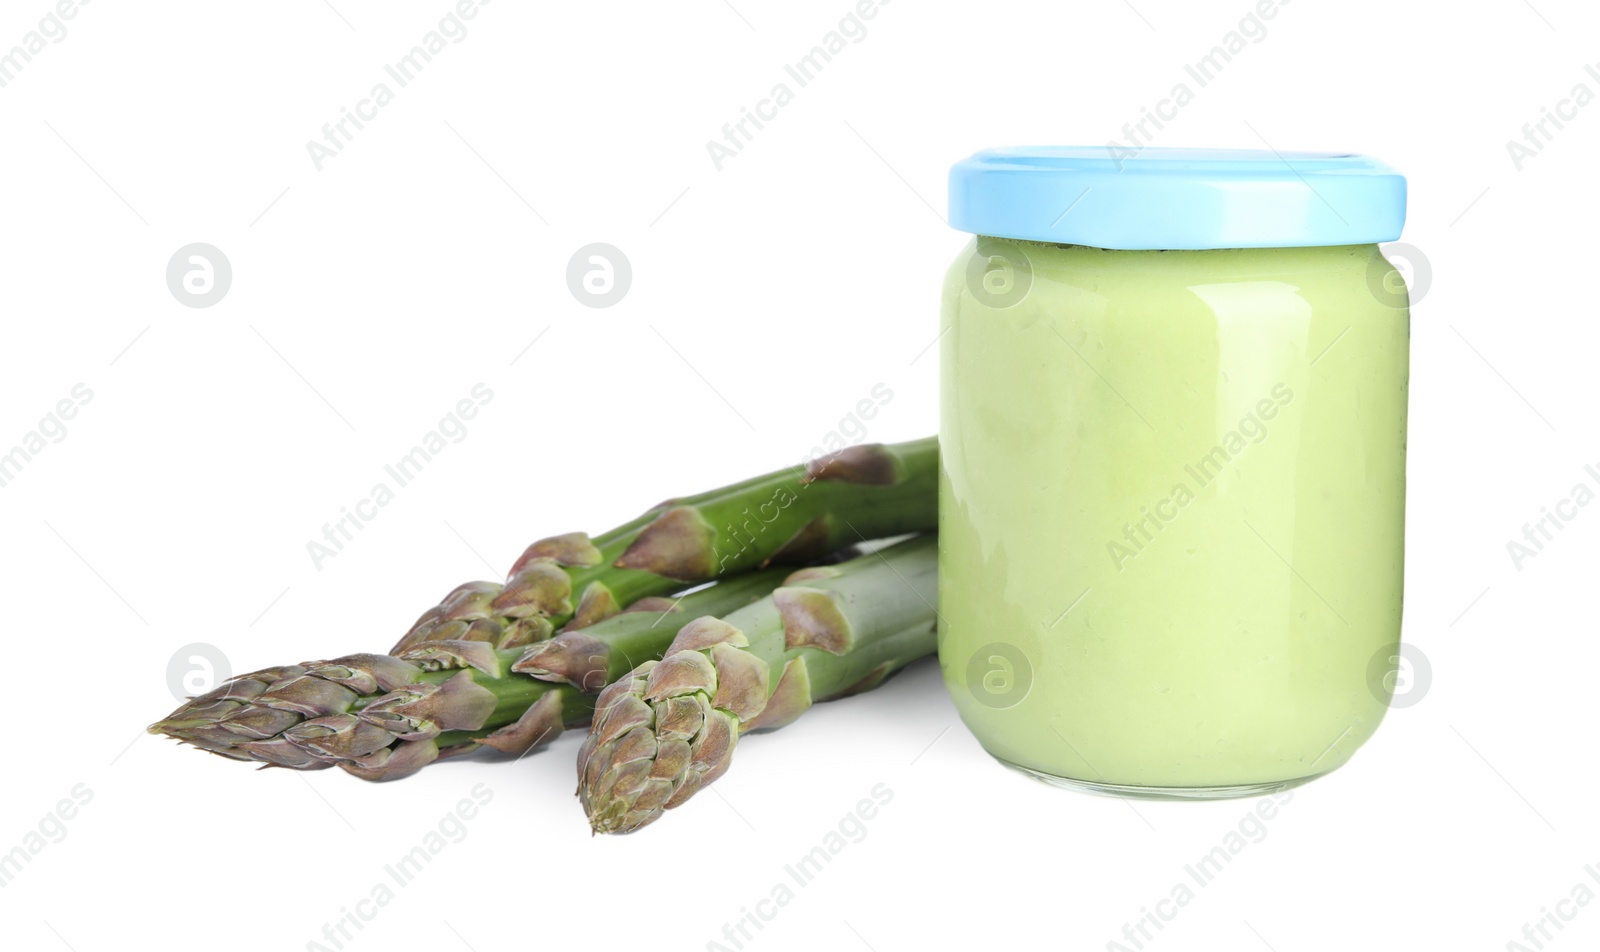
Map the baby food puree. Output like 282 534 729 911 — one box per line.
938 148 1409 797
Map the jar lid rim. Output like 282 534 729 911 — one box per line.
949 146 1406 250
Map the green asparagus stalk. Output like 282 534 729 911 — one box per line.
150 570 790 780
577 534 938 834
392 438 938 653
151 439 937 779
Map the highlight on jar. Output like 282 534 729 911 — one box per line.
936 147 1412 800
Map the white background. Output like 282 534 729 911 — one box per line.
1 1 1595 950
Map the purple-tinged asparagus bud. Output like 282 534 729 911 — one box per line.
613 507 717 581
667 617 745 651
510 532 603 574
340 739 438 782
653 694 707 740
305 654 423 695
579 649 744 835
475 691 566 755
592 679 655 745
512 631 610 691
255 676 359 717
495 616 553 650
400 640 504 677
743 658 812 731
569 582 620 629
771 587 854 654
642 652 718 699
490 560 574 619
803 442 902 485
707 644 769 722
216 707 302 740
357 671 496 739
167 724 260 752
397 582 502 652
238 737 328 769
284 714 396 761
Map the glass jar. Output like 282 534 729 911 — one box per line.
938 147 1409 799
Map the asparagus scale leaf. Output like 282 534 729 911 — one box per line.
577 533 938 834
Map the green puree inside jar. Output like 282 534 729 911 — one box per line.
939 148 1412 798
939 238 1408 792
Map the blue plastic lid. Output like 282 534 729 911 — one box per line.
948 147 1406 250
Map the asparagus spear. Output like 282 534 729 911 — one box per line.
392 438 938 653
577 534 938 834
150 570 790 780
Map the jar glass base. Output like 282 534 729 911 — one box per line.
998 758 1330 801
